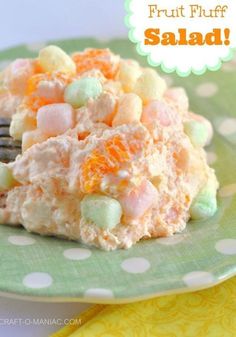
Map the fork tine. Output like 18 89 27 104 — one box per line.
0 127 10 137
0 148 21 162
0 118 21 162
0 138 21 148
0 118 11 127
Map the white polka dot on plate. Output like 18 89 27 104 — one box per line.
222 62 236 72
215 239 236 255
206 151 217 165
217 118 236 136
195 82 218 97
183 271 214 288
26 42 47 52
218 184 236 197
8 235 36 246
121 257 150 274
156 235 185 245
23 272 53 289
63 248 92 261
84 288 114 299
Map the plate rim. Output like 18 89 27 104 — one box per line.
0 272 235 304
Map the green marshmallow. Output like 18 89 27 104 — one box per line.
0 163 16 191
64 77 102 108
184 120 208 147
190 187 217 220
81 194 122 229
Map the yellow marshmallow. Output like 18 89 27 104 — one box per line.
134 68 167 103
22 129 48 152
112 93 142 127
118 60 142 92
0 163 17 192
10 109 36 140
39 45 76 74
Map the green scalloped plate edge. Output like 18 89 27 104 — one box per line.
0 273 234 304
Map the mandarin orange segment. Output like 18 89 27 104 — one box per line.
25 72 72 112
72 49 119 79
33 59 44 74
105 135 130 162
78 131 90 140
24 96 51 112
26 72 71 94
80 134 142 193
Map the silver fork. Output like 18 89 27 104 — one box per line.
0 118 21 163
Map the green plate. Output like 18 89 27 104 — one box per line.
0 38 235 303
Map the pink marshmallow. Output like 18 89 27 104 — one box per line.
119 180 158 218
164 87 189 113
37 103 75 136
141 100 174 126
11 59 30 72
6 59 34 95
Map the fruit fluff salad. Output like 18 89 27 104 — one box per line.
0 46 218 250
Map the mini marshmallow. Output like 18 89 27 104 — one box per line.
39 45 76 74
119 179 158 218
0 163 17 191
81 194 122 229
141 100 174 126
184 120 209 147
10 110 37 140
117 59 142 92
134 68 167 103
6 59 35 95
189 112 213 146
190 178 218 220
37 103 74 136
112 93 142 127
64 77 102 108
